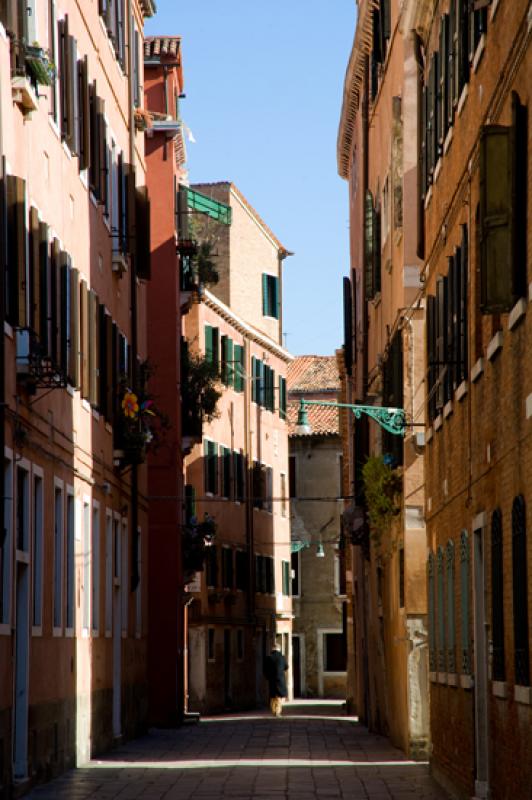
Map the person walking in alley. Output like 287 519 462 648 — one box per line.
264 641 288 717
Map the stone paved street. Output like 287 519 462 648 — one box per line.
25 702 449 799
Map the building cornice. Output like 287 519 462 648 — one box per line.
203 289 294 363
337 1 378 180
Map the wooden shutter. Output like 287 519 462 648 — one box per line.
66 34 79 155
457 0 469 95
373 206 381 295
435 277 447 410
105 312 114 421
39 222 51 358
439 16 449 147
447 255 457 393
0 170 7 317
447 7 455 126
117 153 125 253
372 7 383 64
512 93 528 300
89 82 99 192
205 325 213 363
29 206 41 337
426 295 436 420
69 267 80 388
78 56 90 171
479 125 513 312
432 53 440 166
50 238 61 367
96 97 107 205
135 186 151 279
225 337 234 386
88 290 98 406
382 0 391 40
274 276 280 320
125 163 136 256
59 252 70 375
80 281 89 399
460 225 468 383
58 17 68 141
212 327 219 370
364 191 375 299
343 276 353 375
262 273 268 316
6 175 27 327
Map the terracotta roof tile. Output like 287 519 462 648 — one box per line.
144 36 181 59
287 356 339 393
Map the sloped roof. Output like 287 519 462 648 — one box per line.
144 36 181 59
287 356 340 437
287 399 339 437
287 356 339 394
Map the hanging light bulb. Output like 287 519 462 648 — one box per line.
316 541 325 558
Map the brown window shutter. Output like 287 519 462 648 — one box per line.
135 186 151 280
59 252 70 376
117 152 124 253
29 206 41 338
38 222 51 359
78 56 90 172
125 163 136 256
89 81 99 192
80 280 89 399
69 267 80 388
512 92 528 300
479 125 513 313
460 224 468 382
50 238 61 367
6 175 27 328
66 34 79 154
88 289 99 407
95 96 107 203
435 277 446 411
58 17 69 141
426 294 436 420
106 313 114 423
98 305 108 416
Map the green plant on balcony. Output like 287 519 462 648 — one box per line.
181 340 222 438
361 455 402 547
24 44 55 86
183 514 216 584
115 361 169 467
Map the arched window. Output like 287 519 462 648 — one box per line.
512 496 529 687
437 547 446 673
428 552 436 672
446 540 456 674
491 509 505 682
460 530 471 675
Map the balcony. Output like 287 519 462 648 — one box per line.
16 328 67 391
10 40 55 113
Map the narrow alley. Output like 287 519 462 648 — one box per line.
24 703 449 800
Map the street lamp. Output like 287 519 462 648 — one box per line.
294 398 407 437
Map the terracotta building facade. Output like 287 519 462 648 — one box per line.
0 0 154 792
182 183 293 713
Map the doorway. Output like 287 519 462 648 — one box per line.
473 516 489 799
13 561 29 780
112 517 122 739
292 635 302 697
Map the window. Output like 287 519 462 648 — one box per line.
262 274 279 319
235 550 248 591
16 464 29 553
278 376 287 420
1 454 13 626
207 627 215 661
265 556 274 594
289 455 297 499
204 440 218 495
251 356 262 404
53 484 63 630
382 330 403 466
233 451 245 503
92 504 100 635
479 94 528 313
221 336 234 386
82 500 90 633
255 554 265 594
460 531 471 674
205 325 219 368
32 472 43 628
5 174 26 328
206 545 217 588
282 561 291 597
222 547 234 590
446 540 456 674
233 344 244 392
131 20 142 107
65 492 75 632
121 520 128 635
262 365 275 411
291 550 300 597
99 0 126 68
220 446 231 499
252 461 262 509
512 496 529 687
436 547 446 672
105 511 112 635
236 629 244 661
280 473 287 517
323 632 346 672
364 190 381 300
264 467 273 513
491 509 505 682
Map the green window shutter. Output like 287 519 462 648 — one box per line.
251 356 257 402
279 376 286 420
274 276 280 320
460 530 471 674
212 327 219 369
428 553 436 671
234 344 243 392
262 273 268 316
382 0 391 40
479 125 513 313
364 191 375 299
373 206 381 295
437 547 446 672
221 335 228 384
512 92 528 300
226 337 234 386
205 325 213 363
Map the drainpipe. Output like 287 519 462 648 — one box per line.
0 100 5 583
127 0 139 592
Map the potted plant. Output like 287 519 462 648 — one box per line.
114 361 169 468
24 43 55 86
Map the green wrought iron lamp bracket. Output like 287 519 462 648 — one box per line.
296 398 407 437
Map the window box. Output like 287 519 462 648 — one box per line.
24 46 55 86
11 75 38 112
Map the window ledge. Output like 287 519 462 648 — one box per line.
490 0 501 21
429 671 438 683
457 84 469 117
514 685 532 705
11 76 38 113
434 158 442 185
492 680 508 699
526 394 532 420
447 672 458 687
456 381 468 402
434 414 443 432
4 321 13 338
443 126 453 155
424 185 433 210
437 672 447 684
508 297 527 331
443 400 453 419
426 426 433 443
473 35 486 74
487 331 503 362
460 674 473 690
471 357 484 382
0 623 11 636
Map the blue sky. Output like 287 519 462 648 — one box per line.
145 1 356 356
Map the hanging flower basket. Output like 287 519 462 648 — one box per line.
114 362 169 469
